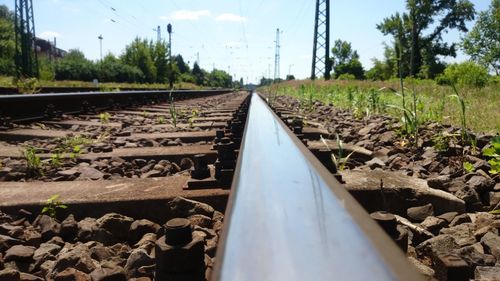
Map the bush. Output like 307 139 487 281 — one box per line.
440 61 490 88
489 75 500 86
366 59 392 81
55 50 97 81
38 57 55 81
98 55 144 83
179 72 195 84
333 59 365 80
337 73 356 81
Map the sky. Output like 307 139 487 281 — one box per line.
0 0 491 84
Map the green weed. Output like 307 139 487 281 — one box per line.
320 135 356 171
368 88 380 113
70 145 82 159
449 85 469 145
157 116 166 124
260 79 500 134
61 135 92 150
188 109 199 128
35 123 47 130
463 161 474 173
483 136 500 175
50 152 63 168
22 146 42 174
96 129 112 143
41 194 67 218
16 77 40 94
432 132 459 152
54 135 91 159
387 78 420 146
99 112 111 124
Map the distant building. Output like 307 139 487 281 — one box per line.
35 37 67 59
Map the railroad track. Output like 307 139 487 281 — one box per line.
0 89 232 124
0 86 207 95
0 90 246 195
0 89 424 280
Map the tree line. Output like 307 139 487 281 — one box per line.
328 0 498 87
0 5 234 88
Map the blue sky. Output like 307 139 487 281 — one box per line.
0 0 490 83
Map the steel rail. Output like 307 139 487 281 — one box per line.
212 93 423 281
0 89 232 123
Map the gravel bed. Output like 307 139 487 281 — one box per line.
0 197 222 281
268 94 500 280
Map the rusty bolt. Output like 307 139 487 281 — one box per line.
293 126 303 134
155 218 205 281
215 130 225 140
370 211 398 236
163 218 192 245
191 154 211 180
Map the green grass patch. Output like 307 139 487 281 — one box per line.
260 79 500 134
0 76 203 91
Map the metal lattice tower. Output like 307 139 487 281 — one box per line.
14 0 38 78
311 0 330 80
274 28 280 81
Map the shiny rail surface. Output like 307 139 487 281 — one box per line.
0 89 232 122
212 92 423 281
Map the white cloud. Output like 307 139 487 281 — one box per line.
38 31 61 40
216 13 247 22
165 10 211 21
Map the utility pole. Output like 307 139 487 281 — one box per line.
274 28 281 81
196 52 200 65
98 34 103 62
311 0 331 80
14 0 38 78
157 25 161 42
167 23 173 88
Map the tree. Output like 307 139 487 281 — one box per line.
207 69 232 88
98 54 144 83
366 59 390 81
330 40 365 79
121 38 157 83
191 62 205 85
151 40 169 83
440 61 490 87
462 0 500 75
166 62 180 86
366 44 398 80
55 49 96 81
377 0 475 78
38 56 55 81
174 55 190 74
0 5 15 75
259 77 273 86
